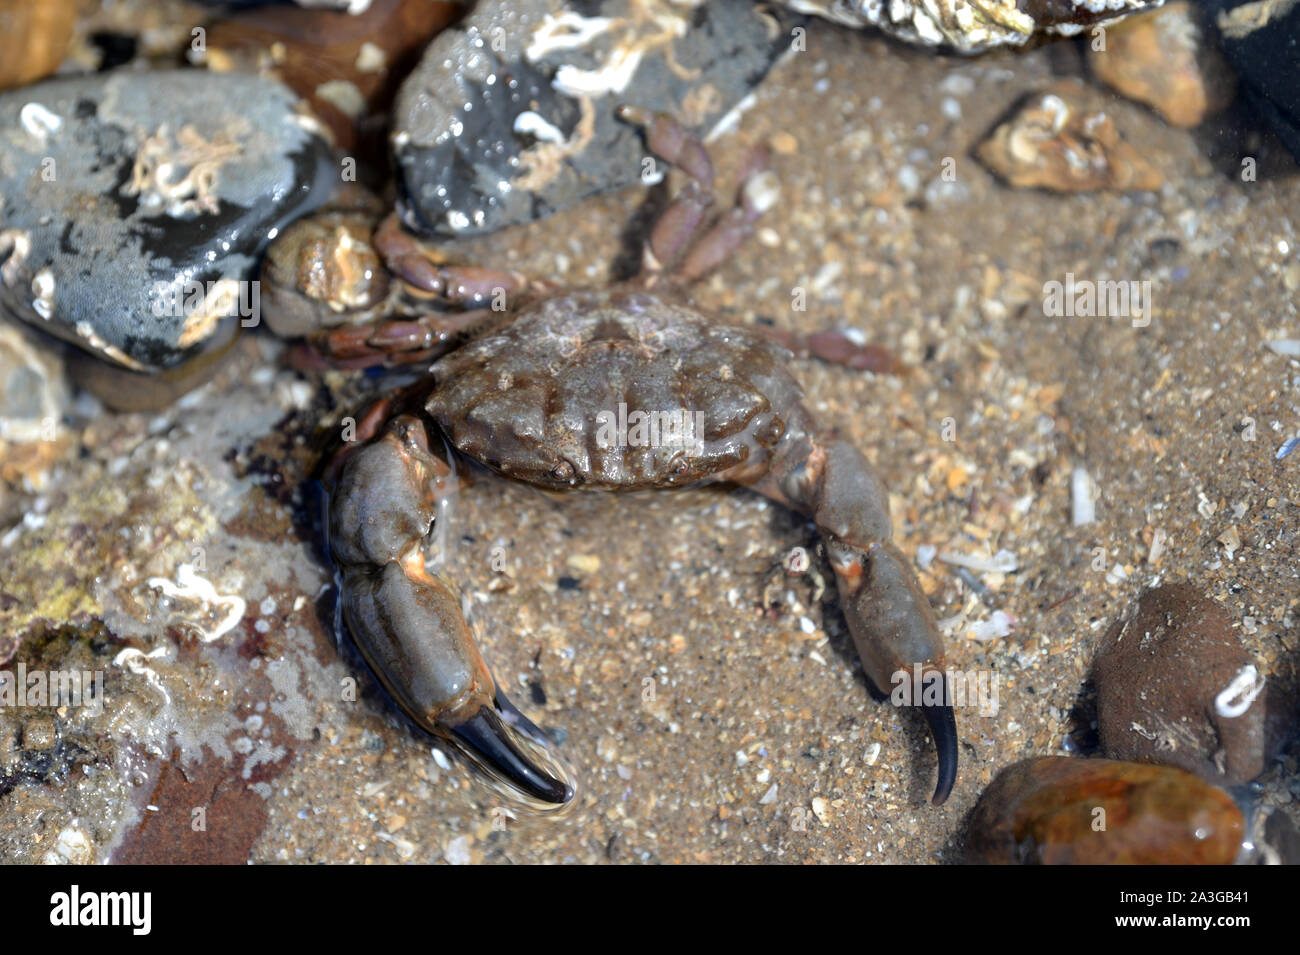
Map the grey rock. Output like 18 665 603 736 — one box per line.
392 0 795 238
0 70 336 372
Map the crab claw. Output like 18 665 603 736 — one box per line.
450 705 574 805
327 414 573 807
826 536 958 806
923 701 958 806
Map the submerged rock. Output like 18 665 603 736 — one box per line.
0 70 336 373
1206 0 1300 161
965 756 1244 864
1092 584 1275 785
391 0 792 238
1089 2 1235 128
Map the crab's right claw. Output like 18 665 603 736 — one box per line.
450 705 574 805
328 414 573 807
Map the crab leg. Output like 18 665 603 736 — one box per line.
308 308 499 369
742 418 958 805
326 413 573 804
374 212 560 308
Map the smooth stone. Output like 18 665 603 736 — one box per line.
0 70 336 373
1092 584 1280 785
965 756 1244 865
391 0 794 238
1088 2 1236 128
205 0 458 151
0 0 79 91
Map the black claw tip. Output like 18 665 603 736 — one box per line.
451 707 573 805
923 703 958 806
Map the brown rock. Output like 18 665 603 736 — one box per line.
1092 583 1269 785
965 756 1243 865
0 0 80 91
1090 2 1236 128
975 81 1163 192
113 749 273 865
204 0 458 151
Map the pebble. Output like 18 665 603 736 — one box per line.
443 834 472 865
0 70 336 373
965 756 1244 864
975 82 1163 193
1091 584 1278 785
0 320 67 485
1089 2 1235 128
390 0 792 237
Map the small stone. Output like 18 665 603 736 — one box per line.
769 131 799 155
566 553 601 575
0 321 68 485
1090 3 1235 128
40 825 94 865
443 833 472 865
21 717 56 751
976 82 1163 193
810 796 829 825
1091 584 1285 785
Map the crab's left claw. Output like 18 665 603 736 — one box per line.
749 433 959 806
828 537 958 806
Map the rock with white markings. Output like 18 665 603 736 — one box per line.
391 0 792 238
1091 584 1286 785
0 70 336 374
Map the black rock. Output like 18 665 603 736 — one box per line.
0 70 336 372
391 0 796 238
1204 0 1300 160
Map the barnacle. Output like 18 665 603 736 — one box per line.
122 123 242 218
787 0 1165 52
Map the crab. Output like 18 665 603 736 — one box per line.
265 109 958 807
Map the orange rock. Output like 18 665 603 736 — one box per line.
0 0 80 91
1090 2 1236 128
966 757 1244 864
